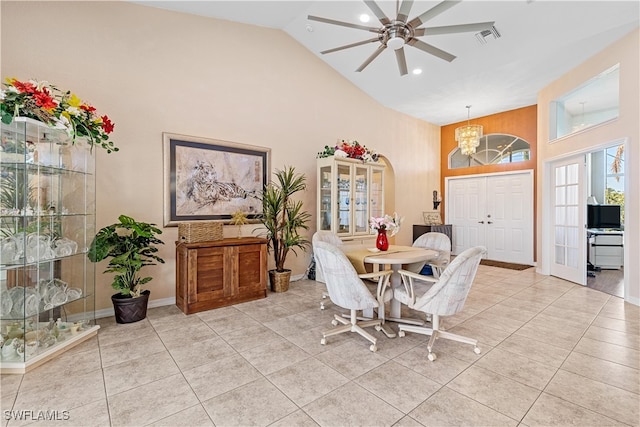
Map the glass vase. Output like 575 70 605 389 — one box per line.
376 229 389 251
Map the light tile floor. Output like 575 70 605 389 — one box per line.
2 266 639 427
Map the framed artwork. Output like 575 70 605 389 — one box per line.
423 211 443 225
163 133 270 227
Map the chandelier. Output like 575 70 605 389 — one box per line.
455 106 483 155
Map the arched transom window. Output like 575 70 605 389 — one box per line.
449 133 531 169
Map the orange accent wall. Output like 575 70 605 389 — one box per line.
440 104 538 259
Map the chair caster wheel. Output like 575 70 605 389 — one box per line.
370 344 377 352
398 330 405 338
331 319 339 326
320 303 325 310
320 338 326 345
427 353 436 361
474 347 481 354
374 325 382 332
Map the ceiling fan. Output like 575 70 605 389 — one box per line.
308 0 496 76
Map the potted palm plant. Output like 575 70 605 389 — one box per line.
258 166 311 292
88 214 165 323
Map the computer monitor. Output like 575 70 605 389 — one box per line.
587 204 621 229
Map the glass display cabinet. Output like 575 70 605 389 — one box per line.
317 157 385 241
0 117 99 374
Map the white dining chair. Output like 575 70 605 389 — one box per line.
312 231 343 309
404 232 451 278
396 246 486 361
313 241 392 352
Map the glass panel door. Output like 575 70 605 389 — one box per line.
550 155 585 285
336 163 351 235
318 165 332 231
354 165 368 234
370 167 384 227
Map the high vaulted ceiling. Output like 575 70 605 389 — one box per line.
133 1 639 125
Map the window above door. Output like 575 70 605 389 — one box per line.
449 133 531 169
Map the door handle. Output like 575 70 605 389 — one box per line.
478 221 485 224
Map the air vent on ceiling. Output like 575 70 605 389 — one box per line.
476 25 501 44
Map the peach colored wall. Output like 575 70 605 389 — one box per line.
1 1 440 310
537 28 639 304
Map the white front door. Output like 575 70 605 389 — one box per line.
550 156 586 285
449 177 486 256
485 173 534 264
447 171 534 265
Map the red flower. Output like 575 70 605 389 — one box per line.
101 115 114 134
33 89 57 110
80 104 96 113
13 80 37 94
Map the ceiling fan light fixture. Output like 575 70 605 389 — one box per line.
455 105 483 155
387 36 405 50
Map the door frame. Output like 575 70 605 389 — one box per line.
445 169 534 264
540 138 628 297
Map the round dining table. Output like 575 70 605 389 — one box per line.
363 246 438 335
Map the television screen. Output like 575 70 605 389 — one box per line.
587 205 621 229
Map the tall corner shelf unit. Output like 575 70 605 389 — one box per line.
316 157 385 242
0 117 99 374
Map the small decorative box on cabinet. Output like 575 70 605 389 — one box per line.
175 237 268 314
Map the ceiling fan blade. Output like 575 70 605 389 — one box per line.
408 39 456 62
308 15 379 33
396 0 414 23
407 0 462 28
356 44 386 72
395 47 408 76
321 38 380 54
363 1 391 26
414 22 495 36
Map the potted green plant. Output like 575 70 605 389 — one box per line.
258 166 311 292
88 214 165 323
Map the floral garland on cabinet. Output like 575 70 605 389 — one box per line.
0 78 118 153
317 139 379 163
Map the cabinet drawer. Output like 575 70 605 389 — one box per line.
594 246 623 257
594 234 623 245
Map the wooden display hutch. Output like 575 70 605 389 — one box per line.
175 237 268 315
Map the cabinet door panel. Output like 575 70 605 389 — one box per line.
237 244 266 294
194 247 225 300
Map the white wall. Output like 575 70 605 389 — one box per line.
537 29 639 305
1 1 440 310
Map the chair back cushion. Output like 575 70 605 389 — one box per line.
413 232 451 261
313 241 378 311
312 231 343 278
414 246 486 316
312 231 343 247
405 232 452 273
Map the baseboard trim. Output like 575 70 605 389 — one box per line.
95 296 176 319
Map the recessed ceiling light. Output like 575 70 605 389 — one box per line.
359 14 370 23
412 68 423 75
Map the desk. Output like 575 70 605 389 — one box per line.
363 246 437 328
587 229 623 269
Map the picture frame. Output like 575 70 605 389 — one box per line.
163 133 270 227
423 211 443 225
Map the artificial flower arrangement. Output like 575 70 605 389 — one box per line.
370 212 403 237
317 139 379 163
0 78 118 153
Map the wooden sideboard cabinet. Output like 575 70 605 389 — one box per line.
176 237 268 314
